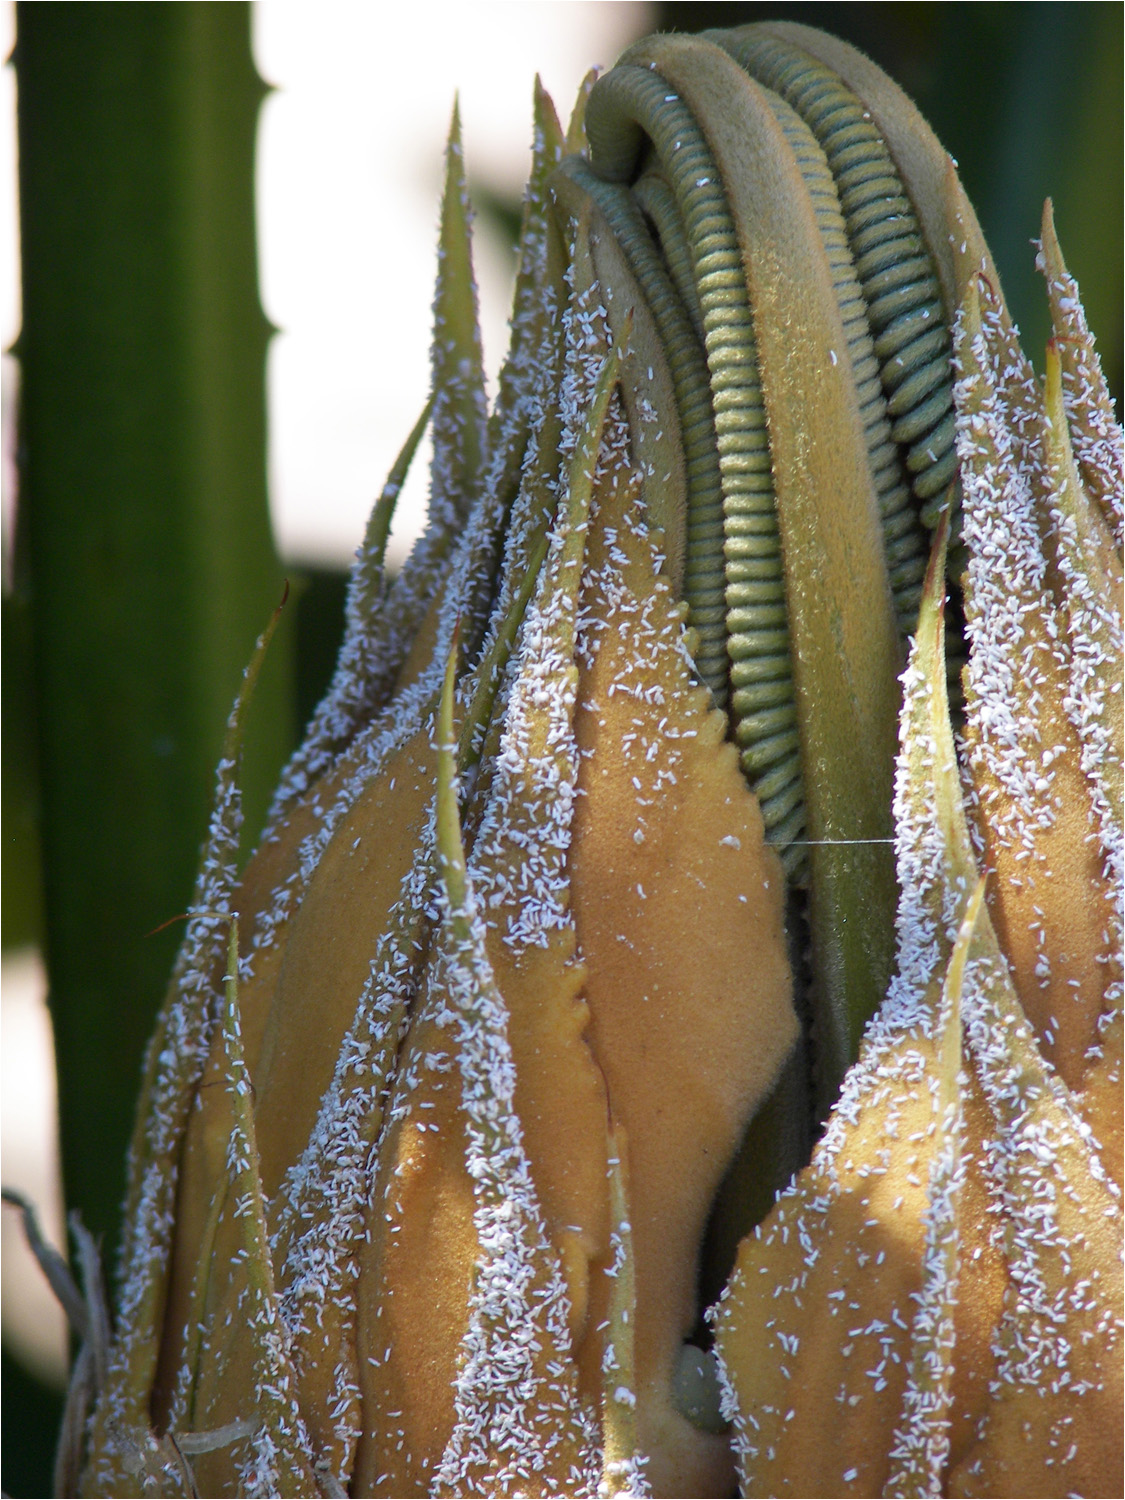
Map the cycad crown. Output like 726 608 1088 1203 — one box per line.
73 22 1121 1500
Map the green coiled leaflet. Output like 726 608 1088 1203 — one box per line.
557 27 960 887
713 29 960 523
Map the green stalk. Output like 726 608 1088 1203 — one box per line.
15 1 292 1263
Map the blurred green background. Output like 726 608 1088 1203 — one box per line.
2 3 1119 1493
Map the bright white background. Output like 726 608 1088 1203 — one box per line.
257 1 648 568
0 0 650 1388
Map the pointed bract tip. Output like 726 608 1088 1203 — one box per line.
1038 197 1067 280
532 72 560 129
1041 195 1058 245
566 67 599 154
